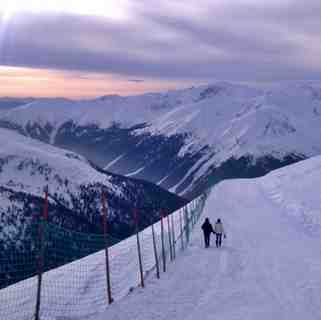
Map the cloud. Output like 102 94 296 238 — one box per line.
1 0 321 82
128 79 144 83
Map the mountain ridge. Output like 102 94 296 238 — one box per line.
1 81 321 198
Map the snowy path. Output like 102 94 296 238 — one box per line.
98 177 321 320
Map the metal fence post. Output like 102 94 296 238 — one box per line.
35 187 48 320
134 209 144 288
101 191 113 304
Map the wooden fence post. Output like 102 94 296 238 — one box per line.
134 209 144 288
35 187 48 320
171 213 176 260
179 209 184 250
160 212 166 273
101 191 113 304
151 224 160 279
192 204 196 226
184 207 190 244
166 212 173 261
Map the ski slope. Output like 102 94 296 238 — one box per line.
98 155 321 320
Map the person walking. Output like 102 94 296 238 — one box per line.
201 218 214 248
214 218 226 248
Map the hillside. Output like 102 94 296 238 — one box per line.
1 82 321 198
0 128 186 288
99 154 321 320
2 154 321 320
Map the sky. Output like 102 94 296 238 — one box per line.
0 0 321 98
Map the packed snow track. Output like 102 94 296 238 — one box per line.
99 157 321 320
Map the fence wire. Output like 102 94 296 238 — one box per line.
0 192 209 320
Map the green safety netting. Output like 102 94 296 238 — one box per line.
0 191 209 320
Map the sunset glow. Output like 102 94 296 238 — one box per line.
0 66 192 98
0 1 320 98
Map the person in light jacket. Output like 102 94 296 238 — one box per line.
201 218 214 248
214 218 226 248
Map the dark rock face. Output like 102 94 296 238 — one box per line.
54 122 210 195
53 124 309 199
187 154 307 199
55 121 145 167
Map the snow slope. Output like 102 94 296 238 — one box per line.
0 127 119 201
0 195 202 320
2 82 321 198
0 84 259 130
1 155 321 319
0 128 186 290
0 92 187 129
97 155 321 320
0 127 184 222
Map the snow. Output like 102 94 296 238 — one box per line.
0 192 24 243
133 82 321 192
125 166 145 177
262 156 321 234
169 152 214 195
0 82 262 143
104 153 126 170
97 155 321 320
156 174 170 185
0 128 121 205
0 197 198 320
0 90 190 131
49 125 59 145
3 82 321 196
2 155 321 319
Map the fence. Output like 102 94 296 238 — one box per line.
0 191 209 320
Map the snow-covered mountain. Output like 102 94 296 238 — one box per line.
2 154 321 320
0 128 186 288
0 98 34 114
1 82 321 198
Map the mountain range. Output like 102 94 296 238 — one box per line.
1 81 321 198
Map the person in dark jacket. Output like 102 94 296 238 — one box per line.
201 218 214 248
